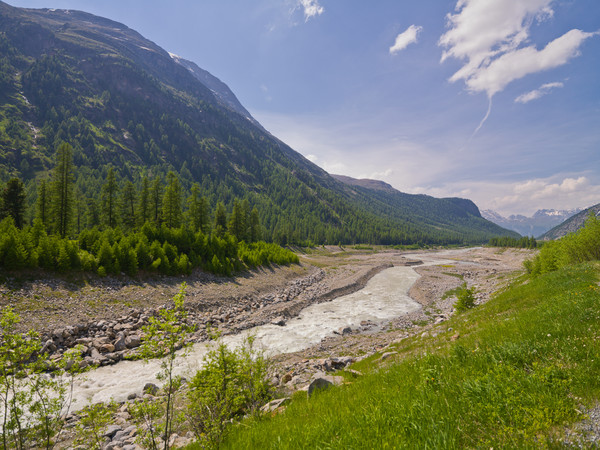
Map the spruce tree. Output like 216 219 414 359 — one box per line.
121 180 137 230
214 202 227 237
1 178 26 228
186 183 210 233
138 176 150 225
51 142 74 238
102 167 119 228
150 175 163 225
35 179 51 230
162 171 182 228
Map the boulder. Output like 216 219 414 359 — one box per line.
143 382 159 396
125 335 141 349
113 333 127 352
307 375 343 398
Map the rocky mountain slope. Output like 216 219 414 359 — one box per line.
539 203 600 240
481 208 581 237
0 1 516 244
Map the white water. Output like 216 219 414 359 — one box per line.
69 251 459 411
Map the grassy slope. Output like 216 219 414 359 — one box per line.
218 262 600 448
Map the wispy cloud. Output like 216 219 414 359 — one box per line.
299 0 324 22
389 25 423 55
515 81 564 103
438 0 598 132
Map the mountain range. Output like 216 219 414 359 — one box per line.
481 209 581 238
0 1 517 245
539 203 600 241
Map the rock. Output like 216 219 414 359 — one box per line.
125 335 141 349
40 339 57 354
345 368 363 377
114 333 127 352
339 326 353 335
271 316 286 326
379 351 398 361
260 397 290 413
143 382 159 396
307 375 343 398
100 343 115 353
451 333 460 341
281 373 293 384
103 424 122 439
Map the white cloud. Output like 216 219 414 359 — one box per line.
439 0 598 98
515 81 564 103
419 176 600 216
390 25 423 55
299 0 324 22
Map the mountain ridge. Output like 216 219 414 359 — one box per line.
481 208 581 237
0 1 517 245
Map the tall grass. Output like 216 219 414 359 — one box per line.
217 262 600 448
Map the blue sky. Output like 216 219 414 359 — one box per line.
6 0 600 216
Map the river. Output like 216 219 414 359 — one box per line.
68 250 459 411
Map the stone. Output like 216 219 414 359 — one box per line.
114 333 127 352
125 335 141 349
100 343 115 353
271 316 286 326
143 382 159 396
451 333 460 341
41 339 57 354
379 351 398 361
103 424 122 439
260 397 290 413
307 375 343 398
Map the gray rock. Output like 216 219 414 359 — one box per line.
113 333 127 352
143 382 159 396
307 375 343 397
103 424 122 439
125 335 141 349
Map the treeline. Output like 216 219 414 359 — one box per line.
488 236 537 249
524 213 600 276
0 142 298 276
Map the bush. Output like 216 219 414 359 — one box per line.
187 336 271 448
455 283 476 313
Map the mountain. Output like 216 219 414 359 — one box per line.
539 203 600 240
0 1 517 245
481 208 581 237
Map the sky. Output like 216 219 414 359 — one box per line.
5 0 600 216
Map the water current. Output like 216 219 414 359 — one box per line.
68 250 460 411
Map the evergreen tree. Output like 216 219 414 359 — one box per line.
214 202 227 237
186 183 210 233
150 175 163 225
248 207 261 242
138 176 150 225
1 178 26 228
35 179 51 230
228 199 247 242
121 180 137 230
162 171 182 228
51 142 74 238
102 167 119 228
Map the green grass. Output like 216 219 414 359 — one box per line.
198 262 600 449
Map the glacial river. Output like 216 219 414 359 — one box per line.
68 250 460 411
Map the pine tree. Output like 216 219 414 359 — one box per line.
150 175 163 225
35 179 51 230
162 171 182 228
186 183 210 233
121 180 137 231
214 202 227 237
248 207 261 242
51 142 74 238
1 178 26 228
138 176 150 226
228 199 247 242
102 167 119 228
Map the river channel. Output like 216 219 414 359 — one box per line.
68 251 457 411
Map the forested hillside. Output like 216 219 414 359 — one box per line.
0 1 517 246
